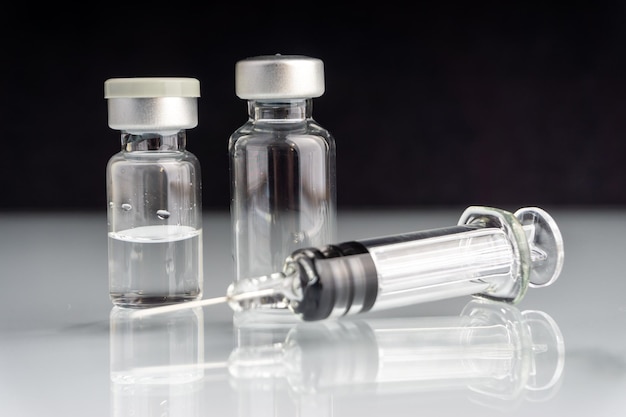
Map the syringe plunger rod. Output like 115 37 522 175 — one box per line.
227 206 564 321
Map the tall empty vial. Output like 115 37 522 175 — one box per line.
105 77 203 307
229 54 337 293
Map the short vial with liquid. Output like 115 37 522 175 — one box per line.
229 54 337 287
105 77 203 307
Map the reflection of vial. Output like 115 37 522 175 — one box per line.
105 77 203 307
109 306 204 416
229 54 337 290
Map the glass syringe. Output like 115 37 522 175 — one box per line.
135 206 564 321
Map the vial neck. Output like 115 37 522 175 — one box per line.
248 99 312 122
121 131 187 152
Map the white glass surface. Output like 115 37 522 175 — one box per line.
1 209 625 416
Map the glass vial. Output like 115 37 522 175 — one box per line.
228 54 337 289
105 77 203 307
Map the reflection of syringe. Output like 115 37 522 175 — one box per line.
135 206 564 321
228 299 565 409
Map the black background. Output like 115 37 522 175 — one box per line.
3 3 626 212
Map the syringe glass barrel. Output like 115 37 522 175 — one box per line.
227 206 564 321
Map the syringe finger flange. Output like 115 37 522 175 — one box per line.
457 206 564 303
458 206 532 303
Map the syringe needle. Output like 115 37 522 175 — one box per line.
131 296 229 318
130 288 280 318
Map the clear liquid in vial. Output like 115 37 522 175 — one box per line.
108 225 203 307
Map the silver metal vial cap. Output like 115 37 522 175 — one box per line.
235 54 325 100
104 77 200 132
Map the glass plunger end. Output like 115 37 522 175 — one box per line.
514 207 564 288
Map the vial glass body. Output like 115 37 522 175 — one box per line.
107 131 203 307
229 99 336 283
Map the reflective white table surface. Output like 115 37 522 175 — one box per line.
1 208 625 416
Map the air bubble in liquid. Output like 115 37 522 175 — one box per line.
157 210 170 219
121 203 132 211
